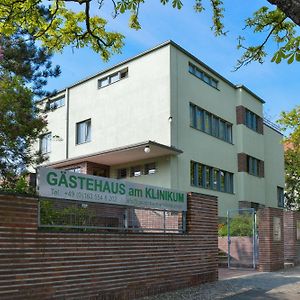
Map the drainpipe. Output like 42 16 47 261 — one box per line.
65 88 69 159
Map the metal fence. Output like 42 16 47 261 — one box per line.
38 198 186 233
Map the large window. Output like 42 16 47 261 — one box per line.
245 109 258 132
98 68 128 89
191 161 234 193
188 62 218 89
190 103 233 143
40 133 52 154
76 119 91 144
277 187 284 208
247 155 263 177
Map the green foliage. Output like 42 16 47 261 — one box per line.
1 1 298 67
0 33 59 187
218 215 254 237
0 176 35 195
40 200 96 229
278 106 300 210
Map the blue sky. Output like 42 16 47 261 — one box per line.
46 0 299 123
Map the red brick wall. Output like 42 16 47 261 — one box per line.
0 192 218 300
284 211 300 265
258 207 284 271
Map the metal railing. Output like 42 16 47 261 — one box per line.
263 118 281 133
38 198 186 234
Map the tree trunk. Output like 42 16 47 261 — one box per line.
267 0 300 26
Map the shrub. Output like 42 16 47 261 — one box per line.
218 214 254 237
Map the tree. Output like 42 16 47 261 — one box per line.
0 34 60 189
0 1 300 67
278 106 300 210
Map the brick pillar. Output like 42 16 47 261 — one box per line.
187 192 218 281
258 207 284 271
284 211 300 265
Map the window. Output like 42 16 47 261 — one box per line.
98 68 128 89
188 62 219 89
190 103 233 143
66 167 81 173
191 161 233 193
40 133 51 154
247 156 260 176
117 168 127 179
145 163 156 175
277 187 284 208
76 119 91 144
48 96 65 110
131 166 142 177
245 109 258 132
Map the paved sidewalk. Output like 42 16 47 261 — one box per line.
139 266 300 300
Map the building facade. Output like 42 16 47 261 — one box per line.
36 41 285 217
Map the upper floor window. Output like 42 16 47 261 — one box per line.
40 132 51 154
47 96 65 110
245 109 258 132
277 187 284 208
247 155 264 177
191 161 234 193
76 119 91 144
98 68 128 89
190 103 232 143
188 63 218 89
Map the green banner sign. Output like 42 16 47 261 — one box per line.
38 167 187 211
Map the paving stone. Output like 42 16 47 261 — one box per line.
139 266 300 300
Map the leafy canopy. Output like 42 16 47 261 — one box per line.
278 107 300 210
0 0 299 67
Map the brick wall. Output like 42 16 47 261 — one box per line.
0 192 218 300
258 207 284 271
284 211 300 265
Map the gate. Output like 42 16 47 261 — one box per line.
227 208 258 269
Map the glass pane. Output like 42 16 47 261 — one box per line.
205 167 211 189
198 164 203 187
195 69 203 79
219 121 225 140
211 79 218 88
85 121 91 142
77 122 85 144
99 77 109 88
196 108 203 130
212 117 219 137
204 112 212 134
213 169 219 190
226 124 232 143
110 72 120 84
203 74 210 84
190 105 196 127
220 171 225 192
190 161 195 185
189 64 195 74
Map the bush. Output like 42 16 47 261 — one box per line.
218 214 254 237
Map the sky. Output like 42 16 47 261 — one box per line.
45 0 300 123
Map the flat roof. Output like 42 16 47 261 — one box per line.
39 40 265 104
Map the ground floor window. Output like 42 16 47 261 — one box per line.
277 186 284 208
191 161 234 193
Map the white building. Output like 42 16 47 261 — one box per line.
36 41 285 217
